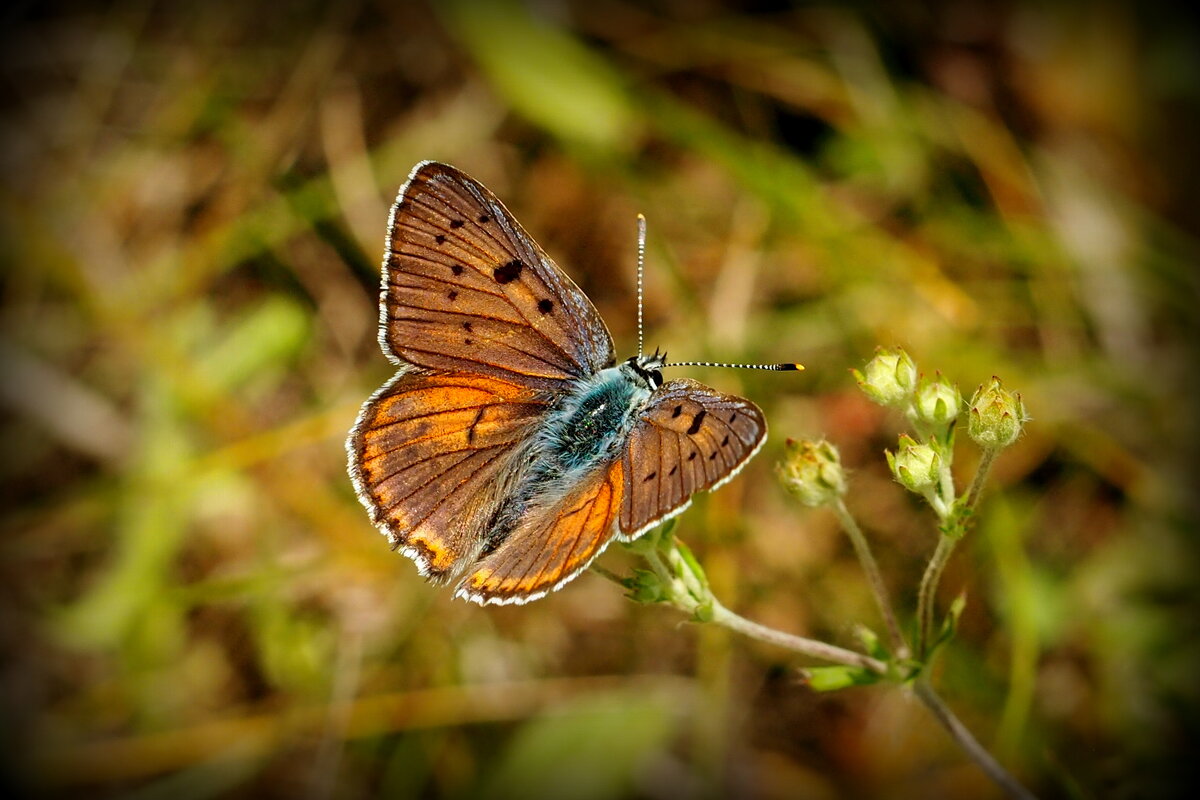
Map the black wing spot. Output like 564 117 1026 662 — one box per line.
688 451 698 461
672 405 683 418
686 409 707 435
464 337 473 345
728 413 737 423
668 465 678 476
462 321 473 332
450 219 465 229
709 451 718 460
721 435 730 447
447 290 458 301
435 234 446 245
643 471 657 482
451 265 464 276
537 298 554 314
477 214 491 223
494 260 524 284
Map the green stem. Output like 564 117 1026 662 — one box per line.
916 447 999 658
831 498 909 659
916 534 957 659
964 447 998 511
912 678 1038 800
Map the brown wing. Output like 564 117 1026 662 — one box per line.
454 460 625 605
617 379 766 539
347 370 549 580
380 161 615 391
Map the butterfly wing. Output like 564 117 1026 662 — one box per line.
380 161 615 391
347 370 550 580
617 379 766 539
454 460 625 605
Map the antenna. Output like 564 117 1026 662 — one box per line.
635 214 801 374
636 213 647 358
662 360 804 371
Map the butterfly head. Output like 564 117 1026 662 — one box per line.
624 348 667 391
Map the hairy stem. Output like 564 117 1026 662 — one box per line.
916 447 999 657
916 534 957 659
831 498 910 659
912 678 1037 800
710 600 887 674
964 447 999 511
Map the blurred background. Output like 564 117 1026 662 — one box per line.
2 1 1197 798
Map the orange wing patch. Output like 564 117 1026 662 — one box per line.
456 459 625 604
348 370 549 579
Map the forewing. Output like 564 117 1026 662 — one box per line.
455 460 625 605
618 379 766 538
347 370 549 580
380 161 615 390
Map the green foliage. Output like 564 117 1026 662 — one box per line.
475 693 675 800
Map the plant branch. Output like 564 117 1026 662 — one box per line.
912 678 1037 800
916 447 1000 657
710 600 887 674
964 447 998 511
831 498 909 659
916 534 957 659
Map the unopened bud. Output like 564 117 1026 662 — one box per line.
852 347 918 407
911 372 961 428
967 377 1027 450
777 439 846 507
885 434 941 493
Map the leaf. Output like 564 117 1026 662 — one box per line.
803 665 880 692
477 691 676 800
928 591 968 658
441 0 638 151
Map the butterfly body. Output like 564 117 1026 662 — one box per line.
537 358 659 475
348 162 772 605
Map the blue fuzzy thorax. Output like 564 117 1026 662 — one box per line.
482 364 652 552
538 364 650 477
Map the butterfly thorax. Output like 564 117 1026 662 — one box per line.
540 359 660 475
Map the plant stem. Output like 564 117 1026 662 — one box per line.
912 678 1038 800
964 447 998 511
710 600 887 674
640 539 886 673
916 534 957 659
831 498 909 659
916 447 999 658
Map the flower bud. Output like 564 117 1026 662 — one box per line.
885 434 941 493
911 372 961 428
776 438 846 507
967 377 1027 450
852 347 918 407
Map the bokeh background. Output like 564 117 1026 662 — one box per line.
2 1 1197 798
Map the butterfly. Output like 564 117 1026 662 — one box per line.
346 161 798 605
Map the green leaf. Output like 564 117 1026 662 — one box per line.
671 538 708 590
477 691 676 800
624 569 668 604
854 624 888 660
441 0 638 152
803 665 880 692
928 591 968 657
